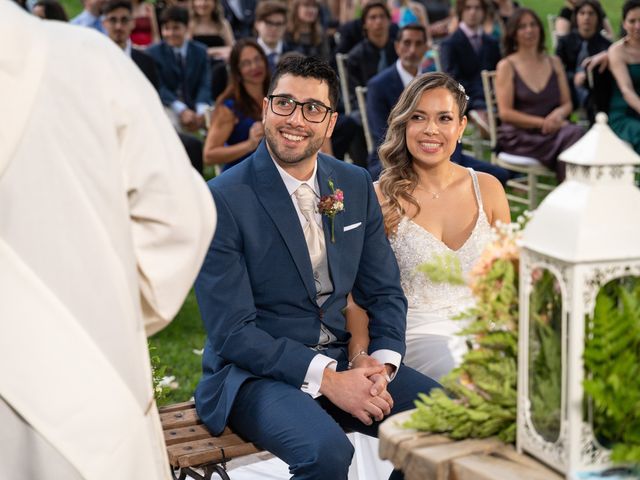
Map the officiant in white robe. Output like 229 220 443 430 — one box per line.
0 3 216 479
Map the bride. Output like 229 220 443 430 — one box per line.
347 71 509 378
345 72 510 479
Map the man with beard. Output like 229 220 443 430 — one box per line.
193 55 439 480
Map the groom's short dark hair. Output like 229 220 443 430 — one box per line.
268 56 340 110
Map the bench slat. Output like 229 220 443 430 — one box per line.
159 400 195 413
164 424 236 445
167 434 260 467
160 407 201 430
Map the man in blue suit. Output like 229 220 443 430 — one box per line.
194 56 439 480
148 6 212 133
366 24 510 184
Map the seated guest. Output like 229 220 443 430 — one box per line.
70 0 106 31
220 0 256 38
346 1 398 113
490 0 519 37
32 0 68 20
335 0 399 54
367 24 510 183
555 0 613 38
103 0 205 172
496 8 584 181
203 39 268 171
285 0 331 62
190 0 234 61
440 0 501 136
102 0 158 87
608 0 640 154
148 6 212 133
129 0 159 47
556 0 611 123
254 0 294 73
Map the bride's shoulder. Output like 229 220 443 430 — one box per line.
475 172 510 225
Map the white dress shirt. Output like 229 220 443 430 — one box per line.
271 156 401 397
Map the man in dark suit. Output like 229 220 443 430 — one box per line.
101 0 158 88
346 1 398 113
102 0 204 172
254 0 295 73
221 0 256 38
366 24 510 184
148 6 212 133
555 0 611 123
440 0 501 135
194 55 439 480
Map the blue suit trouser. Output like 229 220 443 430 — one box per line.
227 364 440 480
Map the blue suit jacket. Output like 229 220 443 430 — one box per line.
194 141 407 434
147 40 212 109
440 29 501 110
366 66 405 180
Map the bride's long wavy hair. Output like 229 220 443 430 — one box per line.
378 72 468 236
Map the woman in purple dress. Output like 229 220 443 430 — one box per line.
495 8 584 181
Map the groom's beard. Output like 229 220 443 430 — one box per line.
264 124 326 165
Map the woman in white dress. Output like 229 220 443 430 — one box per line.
344 72 510 480
347 71 509 380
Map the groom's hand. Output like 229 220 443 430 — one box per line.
351 355 395 412
319 366 391 425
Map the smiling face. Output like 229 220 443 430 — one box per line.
262 74 337 169
624 6 640 41
192 0 214 18
405 88 467 168
162 20 188 48
238 45 267 86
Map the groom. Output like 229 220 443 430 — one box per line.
194 56 439 479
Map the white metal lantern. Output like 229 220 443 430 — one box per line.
517 113 640 476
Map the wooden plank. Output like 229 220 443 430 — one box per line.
404 437 505 480
164 424 235 445
451 453 563 480
159 400 195 413
160 407 201 430
168 435 261 467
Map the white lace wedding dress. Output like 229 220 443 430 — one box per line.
228 169 493 480
390 168 493 380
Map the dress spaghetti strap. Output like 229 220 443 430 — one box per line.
467 168 484 211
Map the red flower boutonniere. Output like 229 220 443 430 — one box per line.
318 179 344 243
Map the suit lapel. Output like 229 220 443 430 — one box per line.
317 156 343 299
252 143 317 301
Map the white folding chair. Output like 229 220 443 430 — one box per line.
547 14 559 51
335 52 351 115
481 69 556 211
355 86 374 155
431 44 442 73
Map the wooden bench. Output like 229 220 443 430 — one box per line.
159 401 261 480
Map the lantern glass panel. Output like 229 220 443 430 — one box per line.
584 276 640 454
528 267 563 442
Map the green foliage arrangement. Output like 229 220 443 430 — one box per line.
405 221 523 442
417 251 466 286
583 277 640 463
149 343 170 402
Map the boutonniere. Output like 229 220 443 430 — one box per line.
318 179 344 243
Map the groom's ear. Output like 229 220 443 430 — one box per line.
262 97 268 123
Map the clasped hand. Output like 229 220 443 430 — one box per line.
320 357 394 426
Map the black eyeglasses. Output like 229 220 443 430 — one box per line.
104 15 132 24
268 95 333 123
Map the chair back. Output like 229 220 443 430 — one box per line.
355 86 374 154
335 53 351 115
547 14 559 50
480 69 499 151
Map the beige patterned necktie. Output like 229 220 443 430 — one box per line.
294 184 333 306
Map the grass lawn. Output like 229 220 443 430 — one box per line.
49 0 626 405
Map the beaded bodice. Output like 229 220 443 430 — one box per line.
389 169 493 316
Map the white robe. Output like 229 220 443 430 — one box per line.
0 3 216 479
